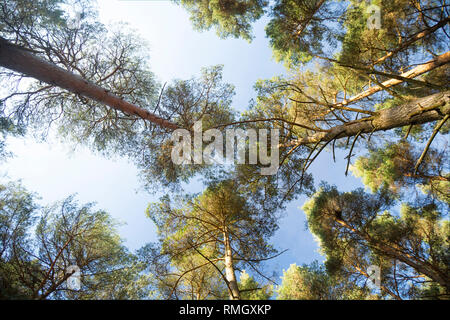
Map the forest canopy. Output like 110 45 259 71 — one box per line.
0 0 448 300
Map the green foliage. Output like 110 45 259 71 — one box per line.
339 0 448 67
302 184 449 299
0 106 25 161
266 0 342 66
143 179 279 299
1 1 160 153
1 1 237 190
238 270 272 300
1 0 449 301
352 141 413 193
180 0 449 67
177 0 268 41
130 65 236 191
276 261 369 300
0 181 149 299
0 182 39 299
352 141 449 203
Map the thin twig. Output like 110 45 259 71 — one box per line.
332 139 336 162
345 130 363 176
404 124 413 139
414 114 449 174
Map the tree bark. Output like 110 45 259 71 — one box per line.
223 227 240 300
0 37 178 130
283 90 450 147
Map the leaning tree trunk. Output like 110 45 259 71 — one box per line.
0 37 178 130
223 227 240 300
283 90 450 147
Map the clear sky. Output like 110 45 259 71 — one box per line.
1 0 365 282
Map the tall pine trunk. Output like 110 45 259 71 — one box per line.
283 90 450 147
223 227 240 300
0 37 178 130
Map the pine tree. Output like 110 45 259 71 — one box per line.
142 179 280 300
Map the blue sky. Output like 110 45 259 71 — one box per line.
1 0 366 283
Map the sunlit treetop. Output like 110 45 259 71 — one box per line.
176 0 268 41
302 184 449 299
276 261 371 300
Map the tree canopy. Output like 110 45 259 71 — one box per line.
141 179 280 300
0 181 151 299
0 0 448 300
